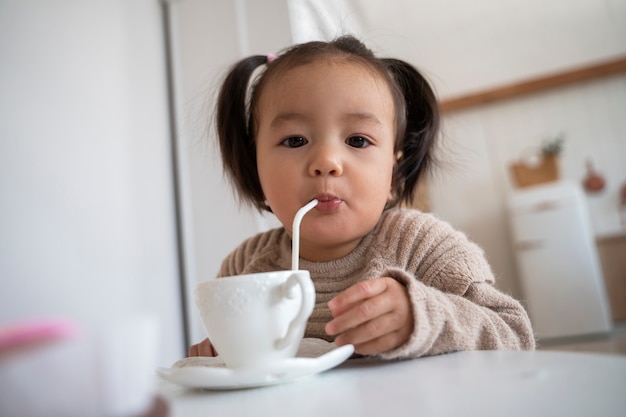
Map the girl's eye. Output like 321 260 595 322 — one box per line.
281 136 308 148
345 136 371 148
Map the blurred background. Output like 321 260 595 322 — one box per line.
1 0 625 367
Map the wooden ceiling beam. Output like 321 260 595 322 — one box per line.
439 56 626 113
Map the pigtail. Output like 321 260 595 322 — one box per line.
383 58 440 206
216 55 268 209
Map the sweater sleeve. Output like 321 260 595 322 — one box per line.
378 268 535 359
374 212 536 359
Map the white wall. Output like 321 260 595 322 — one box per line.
0 1 184 365
294 0 626 99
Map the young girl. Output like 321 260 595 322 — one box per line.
189 35 535 359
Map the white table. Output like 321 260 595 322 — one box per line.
157 350 626 417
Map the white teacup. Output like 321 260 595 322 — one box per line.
194 270 315 369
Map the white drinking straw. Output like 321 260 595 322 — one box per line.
291 199 318 270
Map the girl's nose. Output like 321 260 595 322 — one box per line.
308 144 343 177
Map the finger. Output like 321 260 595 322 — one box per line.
188 338 216 357
326 291 394 336
187 344 198 357
349 330 408 356
200 339 217 356
333 311 401 346
328 279 387 317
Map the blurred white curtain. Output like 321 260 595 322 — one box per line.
287 0 365 42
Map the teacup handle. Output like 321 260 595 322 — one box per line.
275 272 316 350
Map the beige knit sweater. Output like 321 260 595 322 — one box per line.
218 208 536 359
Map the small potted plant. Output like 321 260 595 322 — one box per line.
540 132 565 158
510 132 565 188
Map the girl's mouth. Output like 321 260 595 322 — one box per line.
313 194 342 211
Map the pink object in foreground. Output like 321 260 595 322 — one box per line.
0 319 79 351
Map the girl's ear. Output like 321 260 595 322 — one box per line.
388 172 396 202
389 151 402 201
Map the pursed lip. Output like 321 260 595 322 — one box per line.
312 193 342 211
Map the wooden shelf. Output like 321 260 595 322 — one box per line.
439 56 626 113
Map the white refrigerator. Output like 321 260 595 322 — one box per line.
508 182 612 339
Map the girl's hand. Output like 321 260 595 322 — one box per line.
188 338 218 357
325 277 413 355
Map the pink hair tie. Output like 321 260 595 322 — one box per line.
267 53 277 63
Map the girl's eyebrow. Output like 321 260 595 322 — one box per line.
270 112 382 127
343 112 383 126
270 112 306 128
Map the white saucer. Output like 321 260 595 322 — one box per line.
157 339 354 390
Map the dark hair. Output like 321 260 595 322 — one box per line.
215 35 439 212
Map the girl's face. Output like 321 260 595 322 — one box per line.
255 59 397 262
